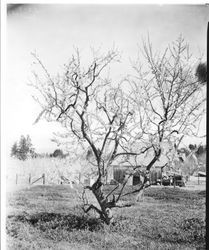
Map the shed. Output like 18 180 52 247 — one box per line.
198 171 206 177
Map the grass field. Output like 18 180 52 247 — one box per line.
6 185 206 250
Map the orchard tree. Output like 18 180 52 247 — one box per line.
30 37 206 224
125 35 206 189
30 48 145 224
11 135 36 160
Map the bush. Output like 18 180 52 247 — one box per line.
51 149 64 158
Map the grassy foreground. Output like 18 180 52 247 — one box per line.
6 185 206 250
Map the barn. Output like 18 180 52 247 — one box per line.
106 164 164 186
106 142 173 186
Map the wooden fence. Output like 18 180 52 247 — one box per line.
13 173 46 185
11 173 78 186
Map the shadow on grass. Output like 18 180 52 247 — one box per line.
7 211 206 249
111 215 205 246
143 187 206 202
8 212 103 232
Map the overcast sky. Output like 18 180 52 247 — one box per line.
5 4 208 154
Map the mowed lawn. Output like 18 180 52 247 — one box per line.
6 185 206 250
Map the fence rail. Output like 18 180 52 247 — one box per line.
11 173 46 185
31 174 45 185
10 173 206 187
10 173 76 186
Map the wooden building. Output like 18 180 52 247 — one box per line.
107 165 163 186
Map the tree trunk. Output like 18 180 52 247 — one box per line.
173 174 176 188
90 177 114 225
135 188 144 202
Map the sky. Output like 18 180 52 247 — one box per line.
4 4 208 155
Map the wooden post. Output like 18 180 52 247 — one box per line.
174 173 176 188
198 173 200 185
29 173 31 184
16 174 18 185
43 174 45 185
105 171 108 184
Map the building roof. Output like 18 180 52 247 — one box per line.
111 146 169 168
198 171 206 176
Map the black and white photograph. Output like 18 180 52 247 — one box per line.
2 2 207 250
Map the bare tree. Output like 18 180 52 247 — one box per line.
125 36 206 192
30 48 145 224
30 37 205 224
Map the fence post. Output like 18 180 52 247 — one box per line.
29 173 31 184
16 174 18 185
43 174 45 185
173 174 176 188
198 173 200 185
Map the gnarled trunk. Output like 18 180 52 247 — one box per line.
91 178 114 224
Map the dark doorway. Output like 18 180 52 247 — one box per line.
114 169 125 183
133 175 140 185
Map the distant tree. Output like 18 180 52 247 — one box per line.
18 135 28 160
52 149 64 158
177 144 206 176
11 135 36 160
196 62 207 84
195 145 206 172
11 142 19 158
